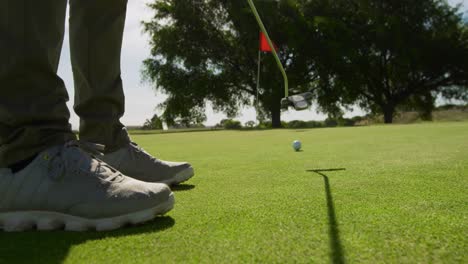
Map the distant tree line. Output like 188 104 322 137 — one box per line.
215 117 359 129
142 104 467 129
214 103 468 129
143 0 468 127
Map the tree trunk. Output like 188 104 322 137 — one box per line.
271 104 282 128
383 106 394 124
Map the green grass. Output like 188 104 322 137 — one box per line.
361 107 468 124
1 122 467 263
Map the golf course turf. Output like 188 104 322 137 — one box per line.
0 122 466 263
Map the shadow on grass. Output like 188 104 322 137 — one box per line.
307 168 346 173
172 184 196 192
308 168 346 264
0 216 175 264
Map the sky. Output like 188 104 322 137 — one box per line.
57 0 467 129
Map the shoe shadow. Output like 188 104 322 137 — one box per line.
308 168 346 264
171 184 195 192
0 216 175 264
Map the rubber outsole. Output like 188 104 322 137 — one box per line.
0 193 175 232
162 166 194 186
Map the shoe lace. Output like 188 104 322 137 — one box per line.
130 142 158 162
47 140 123 182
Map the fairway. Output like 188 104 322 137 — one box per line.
1 122 467 263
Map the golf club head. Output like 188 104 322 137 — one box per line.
281 92 313 111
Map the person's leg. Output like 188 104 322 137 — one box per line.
0 0 75 169
69 0 194 184
0 1 175 232
69 0 130 152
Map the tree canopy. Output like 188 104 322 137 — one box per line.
305 0 468 123
142 114 163 130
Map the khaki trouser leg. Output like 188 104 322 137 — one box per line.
0 0 76 168
69 0 130 152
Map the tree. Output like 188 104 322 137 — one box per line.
304 0 468 123
142 114 163 130
221 119 242 129
143 0 467 125
245 120 256 128
142 0 318 128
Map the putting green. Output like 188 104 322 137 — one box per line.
1 122 467 263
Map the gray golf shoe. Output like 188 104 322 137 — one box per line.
100 142 194 185
0 141 174 232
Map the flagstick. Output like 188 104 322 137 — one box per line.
256 50 261 106
247 0 289 98
256 50 262 124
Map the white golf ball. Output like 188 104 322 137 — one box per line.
292 140 302 151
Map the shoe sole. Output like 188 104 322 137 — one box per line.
0 193 174 232
162 166 194 186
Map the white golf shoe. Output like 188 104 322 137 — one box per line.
0 141 174 232
100 142 194 186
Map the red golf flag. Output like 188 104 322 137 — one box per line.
259 31 278 52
